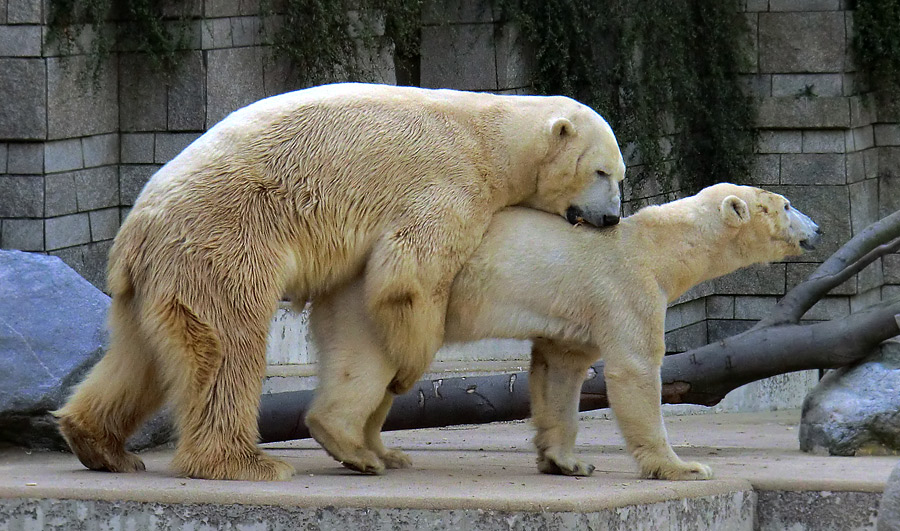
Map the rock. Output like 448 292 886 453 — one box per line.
878 461 900 531
800 339 900 456
0 250 172 450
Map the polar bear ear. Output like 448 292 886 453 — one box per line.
721 195 750 227
549 117 576 139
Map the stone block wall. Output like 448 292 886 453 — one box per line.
1 1 898 406
659 1 899 358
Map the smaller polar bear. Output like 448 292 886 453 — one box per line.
307 183 821 479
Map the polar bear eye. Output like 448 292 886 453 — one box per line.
784 204 791 211
596 170 608 177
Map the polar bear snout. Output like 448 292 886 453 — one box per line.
567 176 622 227
788 205 821 250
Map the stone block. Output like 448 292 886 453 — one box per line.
880 169 900 218
0 24 41 56
712 263 786 295
44 172 77 217
204 0 240 17
757 97 850 129
768 0 840 10
0 143 6 173
787 262 855 295
708 319 755 343
849 178 879 235
47 56 117 140
802 130 846 153
771 184 850 262
119 54 167 132
850 95 876 127
759 12 845 73
757 130 801 153
864 147 879 179
201 17 232 49
44 138 84 173
853 125 875 151
771 74 843 98
885 255 900 285
0 175 42 217
706 296 734 319
422 0 494 24
120 165 157 205
121 133 155 164
7 142 43 174
780 153 845 185
742 13 759 74
44 213 90 250
7 0 41 23
664 298 705 332
734 295 779 320
740 74 771 98
73 166 119 211
749 153 781 185
846 151 864 184
79 240 113 289
82 133 118 168
155 133 201 164
745 0 769 11
231 16 260 47
885 285 900 301
858 256 884 293
495 23 533 90
206 47 266 126
1 218 43 251
168 51 207 131
0 58 46 139
850 287 882 313
420 23 497 91
664 321 707 353
89 207 120 241
875 124 900 147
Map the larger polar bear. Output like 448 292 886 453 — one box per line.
309 183 821 478
54 83 626 481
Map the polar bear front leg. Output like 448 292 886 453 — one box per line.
365 216 487 394
530 339 597 477
363 391 412 469
603 339 713 481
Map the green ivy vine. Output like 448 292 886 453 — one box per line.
499 0 757 194
852 0 900 111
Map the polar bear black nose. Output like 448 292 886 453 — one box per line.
601 215 620 226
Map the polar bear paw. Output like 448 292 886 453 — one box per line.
379 448 413 469
643 460 713 481
537 453 596 477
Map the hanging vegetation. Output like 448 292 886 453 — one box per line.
852 0 900 111
499 0 757 193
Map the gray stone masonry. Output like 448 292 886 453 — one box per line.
0 218 42 251
759 12 845 73
420 23 497 91
88 208 119 242
0 24 41 56
205 47 265 126
0 175 42 217
73 167 118 211
44 138 83 174
0 58 45 139
44 213 90 251
121 134 155 164
7 142 42 174
7 0 41 24
46 56 117 140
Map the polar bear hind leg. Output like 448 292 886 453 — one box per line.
530 339 596 477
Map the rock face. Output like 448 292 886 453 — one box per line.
0 250 172 450
800 339 900 456
879 461 900 531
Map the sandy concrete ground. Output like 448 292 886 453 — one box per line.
0 410 895 514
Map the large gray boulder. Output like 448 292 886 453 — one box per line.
0 250 171 450
800 339 900 456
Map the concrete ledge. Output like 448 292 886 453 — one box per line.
0 411 892 529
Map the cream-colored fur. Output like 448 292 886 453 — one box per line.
54 83 626 481
309 183 820 479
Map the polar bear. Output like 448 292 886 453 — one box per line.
308 183 821 479
54 83 626 481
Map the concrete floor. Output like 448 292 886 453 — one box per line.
0 410 895 530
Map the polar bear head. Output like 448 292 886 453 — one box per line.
705 183 821 261
523 100 626 227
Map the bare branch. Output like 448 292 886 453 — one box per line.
758 209 900 327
